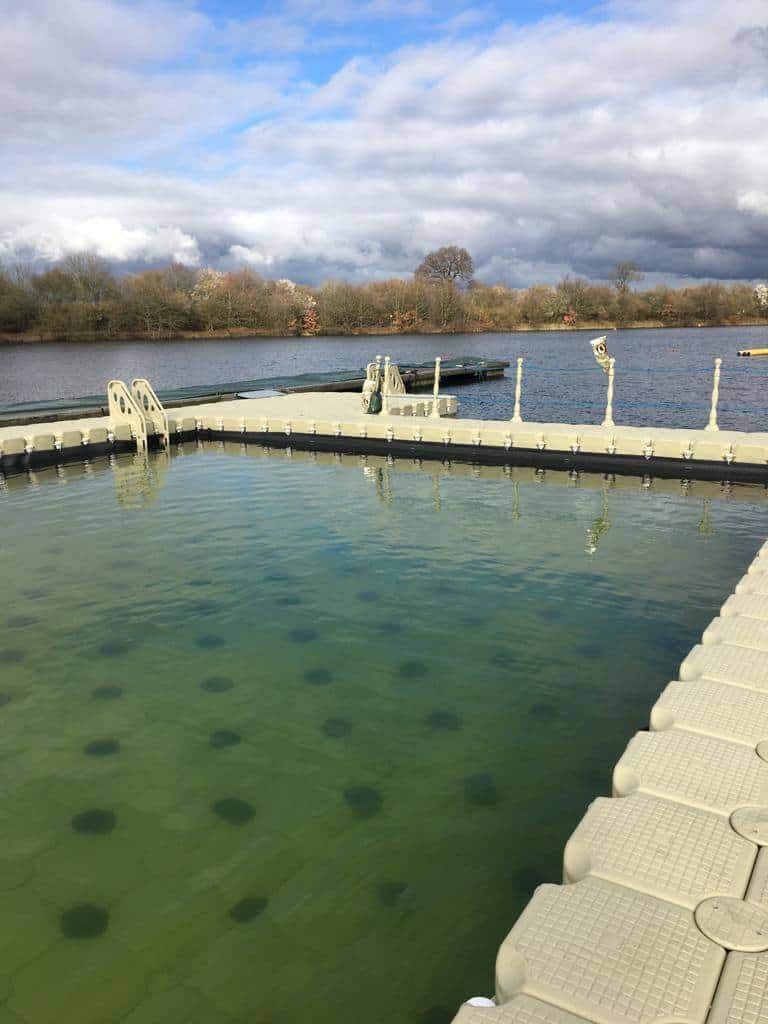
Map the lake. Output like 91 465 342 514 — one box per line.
2 326 768 432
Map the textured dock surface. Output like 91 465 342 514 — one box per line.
454 540 768 1023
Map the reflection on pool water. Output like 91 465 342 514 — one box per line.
1 447 766 1024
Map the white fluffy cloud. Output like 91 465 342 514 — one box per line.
2 0 768 283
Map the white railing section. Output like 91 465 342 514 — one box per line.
131 378 170 449
107 379 149 454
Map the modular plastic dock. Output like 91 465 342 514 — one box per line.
453 540 768 1024
2 390 768 484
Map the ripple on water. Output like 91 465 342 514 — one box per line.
7 614 39 628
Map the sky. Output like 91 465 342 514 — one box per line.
1 0 767 286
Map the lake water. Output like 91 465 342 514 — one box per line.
1 444 766 1024
2 326 768 432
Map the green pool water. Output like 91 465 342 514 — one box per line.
1 447 766 1024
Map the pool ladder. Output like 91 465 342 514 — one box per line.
107 378 170 453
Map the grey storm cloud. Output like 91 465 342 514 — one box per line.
2 0 768 285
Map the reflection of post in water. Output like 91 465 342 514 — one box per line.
511 480 521 519
698 499 715 538
112 450 169 509
585 487 611 555
366 463 392 506
432 471 441 513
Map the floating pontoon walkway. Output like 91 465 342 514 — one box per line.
2 389 768 484
453 538 768 1024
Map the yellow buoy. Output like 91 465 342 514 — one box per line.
737 348 768 356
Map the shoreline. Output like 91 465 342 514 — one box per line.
2 319 768 345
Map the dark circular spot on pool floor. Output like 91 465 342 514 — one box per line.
201 676 233 693
464 773 500 807
84 738 120 757
7 615 39 628
289 627 316 644
98 641 128 658
344 785 382 819
197 634 224 649
398 659 427 680
60 904 109 939
578 642 602 658
305 667 332 686
529 702 558 722
376 881 407 907
357 590 380 603
322 718 352 738
376 620 402 634
91 685 123 700
213 798 255 825
425 711 460 731
0 649 25 664
71 809 116 835
488 649 513 668
229 896 268 923
210 729 241 748
0 694 11 707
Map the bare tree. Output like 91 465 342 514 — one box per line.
415 246 474 284
610 260 644 296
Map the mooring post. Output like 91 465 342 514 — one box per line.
511 357 523 423
705 358 722 431
431 357 442 418
382 356 391 415
602 357 616 428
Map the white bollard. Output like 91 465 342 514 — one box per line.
382 356 391 415
705 358 722 431
511 357 523 423
602 357 616 428
431 357 442 418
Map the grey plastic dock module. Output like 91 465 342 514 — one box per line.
650 679 768 747
493 877 724 1024
563 793 756 907
679 644 768 692
612 730 768 814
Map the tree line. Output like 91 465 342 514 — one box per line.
1 250 766 341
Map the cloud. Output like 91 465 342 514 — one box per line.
2 0 768 284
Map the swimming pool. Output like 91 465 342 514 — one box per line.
1 446 766 1023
